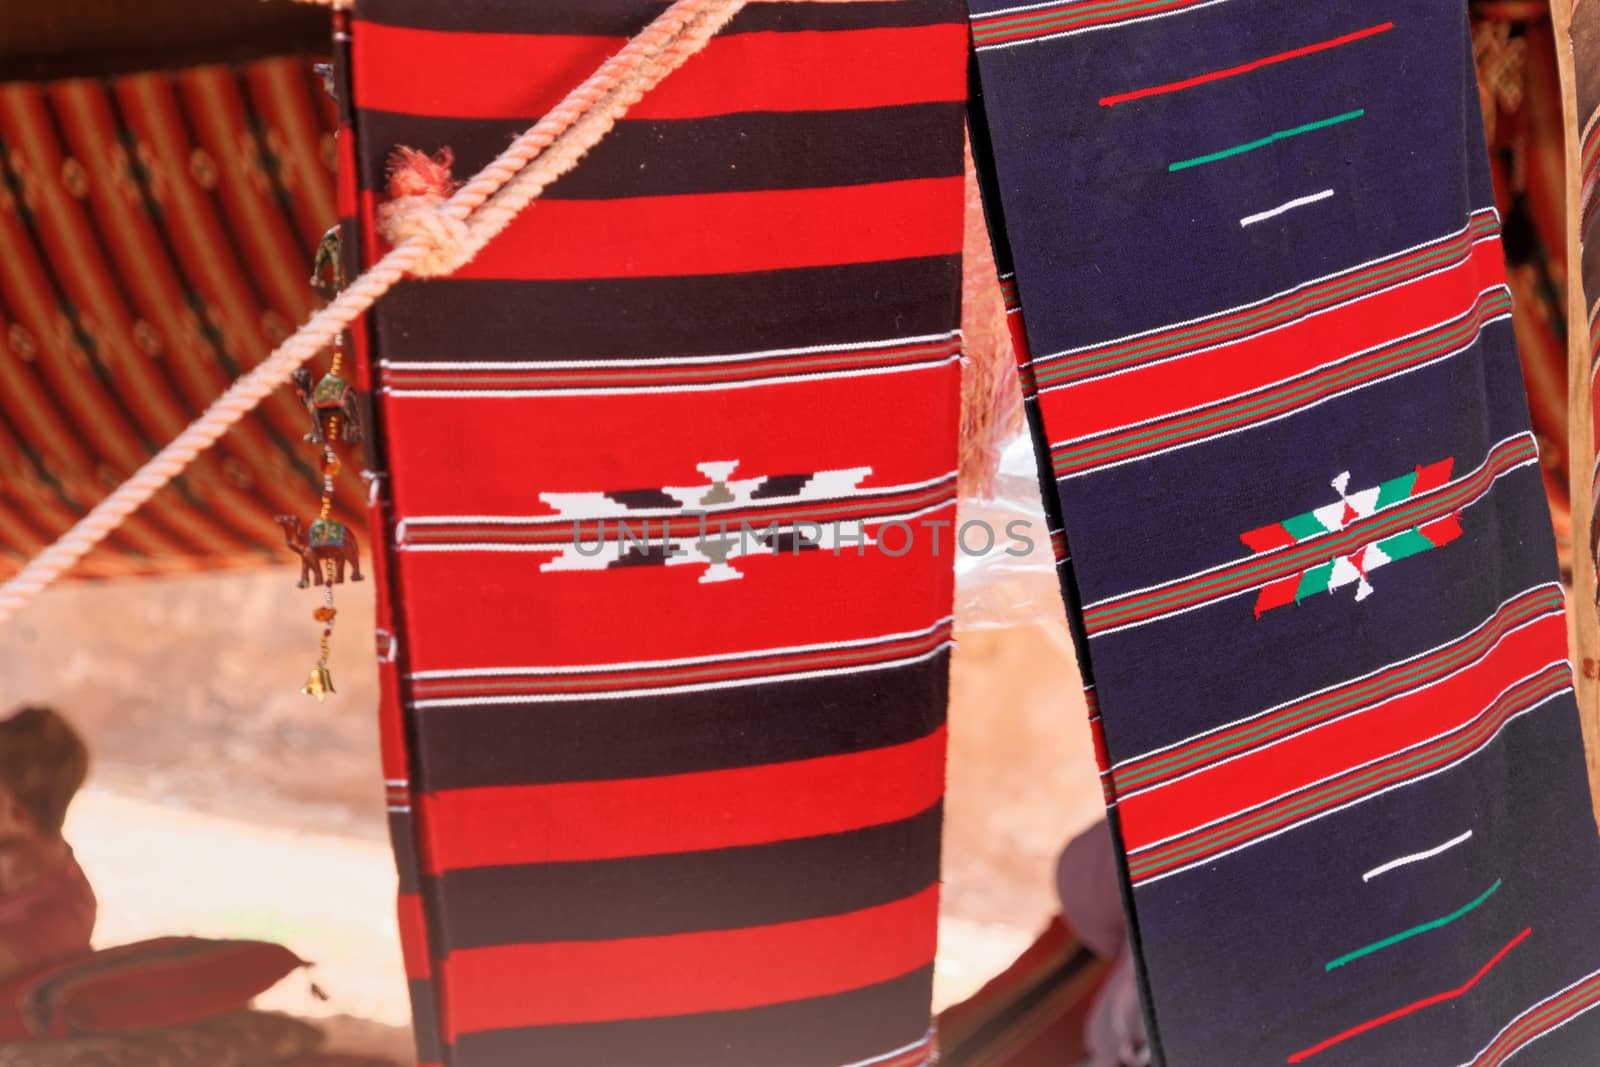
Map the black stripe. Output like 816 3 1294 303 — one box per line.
967 54 1019 278
435 803 942 947
387 810 423 894
414 650 949 790
376 255 961 362
407 977 446 1063
356 0 963 36
355 102 965 197
449 964 933 1067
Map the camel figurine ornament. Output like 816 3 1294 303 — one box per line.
275 515 364 587
292 367 363 446
310 224 344 300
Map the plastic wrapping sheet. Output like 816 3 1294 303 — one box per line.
954 430 1064 631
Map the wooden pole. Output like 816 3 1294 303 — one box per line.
1550 0 1600 821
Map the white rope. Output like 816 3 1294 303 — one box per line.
0 0 747 625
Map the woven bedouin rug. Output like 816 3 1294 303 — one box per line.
338 3 967 1064
970 0 1600 1064
339 1 1600 1065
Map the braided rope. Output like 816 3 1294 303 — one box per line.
0 0 747 624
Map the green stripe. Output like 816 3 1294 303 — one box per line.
1296 561 1334 601
1373 469 1419 509
1325 880 1502 971
1169 110 1365 172
1282 511 1332 542
1373 527 1436 563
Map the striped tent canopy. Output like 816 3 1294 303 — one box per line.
0 0 352 580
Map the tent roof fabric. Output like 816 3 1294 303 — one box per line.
0 55 364 580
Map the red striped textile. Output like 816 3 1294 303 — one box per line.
969 0 1600 1062
341 3 966 1063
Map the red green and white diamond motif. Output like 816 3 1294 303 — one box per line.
1239 458 1462 617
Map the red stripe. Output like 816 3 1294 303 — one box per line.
351 23 967 120
1117 611 1565 850
1419 512 1464 547
382 367 959 516
1411 457 1456 495
377 660 409 790
441 886 939 1034
1036 237 1505 442
1006 309 1033 360
337 127 358 217
1240 522 1298 553
395 510 957 668
1288 928 1531 1062
1099 23 1394 107
398 893 431 980
436 178 962 281
1088 715 1111 775
421 726 947 870
1253 573 1302 616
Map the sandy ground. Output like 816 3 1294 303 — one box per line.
3 527 1103 1062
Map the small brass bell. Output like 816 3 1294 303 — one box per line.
302 665 336 702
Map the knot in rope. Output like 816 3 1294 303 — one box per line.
380 194 473 277
378 147 472 277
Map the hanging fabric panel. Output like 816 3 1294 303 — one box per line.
340 3 968 1064
968 2 1600 1064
